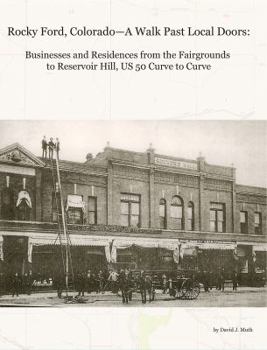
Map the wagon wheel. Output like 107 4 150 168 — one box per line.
169 288 176 298
175 288 184 299
187 285 200 300
191 285 200 299
180 286 188 299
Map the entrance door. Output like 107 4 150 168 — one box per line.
3 236 28 276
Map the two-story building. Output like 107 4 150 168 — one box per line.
0 142 266 287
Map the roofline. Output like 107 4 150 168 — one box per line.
0 143 45 167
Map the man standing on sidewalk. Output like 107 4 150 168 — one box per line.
118 269 129 304
11 273 21 297
139 270 147 304
220 268 225 292
232 271 238 291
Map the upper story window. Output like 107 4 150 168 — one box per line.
17 199 31 221
240 211 248 234
210 202 225 233
66 195 84 225
254 212 262 235
1 188 14 220
187 202 194 231
88 196 97 224
159 198 167 229
16 190 32 221
52 192 61 222
68 208 83 224
120 193 140 227
170 196 184 230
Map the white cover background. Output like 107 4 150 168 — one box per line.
0 0 266 120
0 0 266 349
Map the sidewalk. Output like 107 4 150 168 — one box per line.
0 286 266 306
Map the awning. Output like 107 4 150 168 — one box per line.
197 242 236 250
66 195 85 212
30 234 109 247
30 234 111 263
110 238 180 263
253 244 267 252
16 190 32 208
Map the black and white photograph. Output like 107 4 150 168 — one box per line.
0 120 266 307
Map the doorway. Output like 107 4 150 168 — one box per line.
3 236 28 276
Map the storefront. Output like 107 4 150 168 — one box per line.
179 240 237 277
115 246 176 271
0 232 265 291
109 237 180 272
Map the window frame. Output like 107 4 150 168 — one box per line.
209 202 225 233
16 198 31 221
170 195 184 230
120 193 141 227
254 212 262 235
240 210 248 234
88 196 97 225
1 188 15 220
67 207 83 225
66 194 84 225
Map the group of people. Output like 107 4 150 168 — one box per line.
71 268 156 304
41 136 60 159
4 272 33 297
201 269 239 292
110 268 155 304
75 270 106 297
3 268 242 301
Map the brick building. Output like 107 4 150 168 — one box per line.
0 142 266 287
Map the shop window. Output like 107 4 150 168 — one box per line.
88 196 97 224
210 202 225 233
52 192 61 222
187 202 194 231
159 198 167 229
1 188 14 220
120 193 140 227
254 212 262 235
170 196 183 229
240 211 248 234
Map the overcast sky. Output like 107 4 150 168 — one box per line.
0 120 266 188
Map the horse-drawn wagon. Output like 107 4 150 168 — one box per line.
169 276 201 300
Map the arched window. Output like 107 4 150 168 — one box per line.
17 199 31 221
159 198 167 229
16 190 32 221
1 188 14 220
170 196 184 229
187 202 194 231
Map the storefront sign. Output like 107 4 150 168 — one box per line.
181 240 236 250
155 157 197 170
